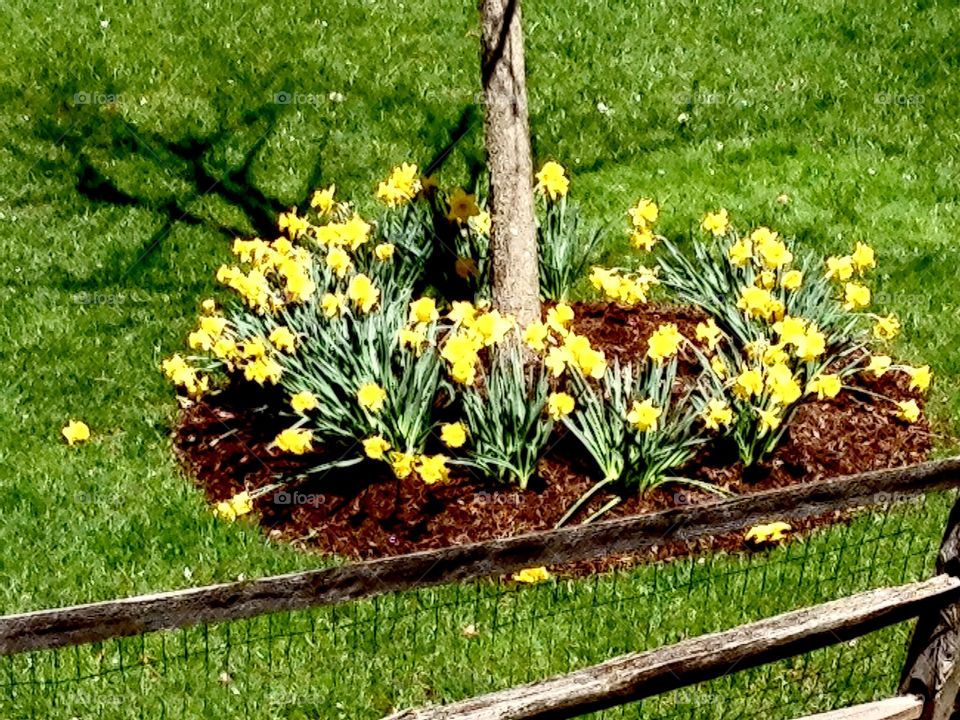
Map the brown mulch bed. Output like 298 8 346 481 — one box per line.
173 302 932 571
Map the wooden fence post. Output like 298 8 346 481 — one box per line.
900 493 960 720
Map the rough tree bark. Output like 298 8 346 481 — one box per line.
480 0 541 328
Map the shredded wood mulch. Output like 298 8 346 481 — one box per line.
174 302 932 573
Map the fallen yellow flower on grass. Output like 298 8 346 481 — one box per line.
628 198 659 228
873 314 900 341
62 420 91 446
745 521 792 546
512 567 551 584
214 491 254 522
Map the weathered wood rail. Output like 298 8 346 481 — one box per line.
381 457 960 720
1 458 958 657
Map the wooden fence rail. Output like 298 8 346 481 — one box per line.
1 457 959 657
383 458 960 720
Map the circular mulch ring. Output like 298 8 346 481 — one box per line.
173 302 932 571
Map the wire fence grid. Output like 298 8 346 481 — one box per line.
1 489 954 719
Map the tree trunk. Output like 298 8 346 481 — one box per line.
480 0 541 328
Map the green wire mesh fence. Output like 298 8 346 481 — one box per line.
0 490 953 719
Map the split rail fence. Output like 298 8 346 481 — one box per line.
3 458 960 718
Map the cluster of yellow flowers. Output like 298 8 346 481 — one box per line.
217 235 316 313
376 163 422 207
213 491 254 522
362 434 450 484
824 241 875 312
521 303 607 380
438 301 516 386
627 198 661 251
162 353 211 398
589 266 659 306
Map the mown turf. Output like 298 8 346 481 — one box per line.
0 0 958 716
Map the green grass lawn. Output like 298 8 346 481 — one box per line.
0 0 958 715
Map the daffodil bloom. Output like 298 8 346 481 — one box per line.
710 355 728 379
873 314 900 341
696 318 723 352
825 255 854 282
417 454 450 485
347 274 379 313
762 343 790 366
843 282 870 311
546 302 575 335
284 267 316 303
473 310 514 346
630 228 657 251
289 391 319 414
363 436 391 460
702 398 733 431
62 420 91 446
268 326 297 353
199 316 228 338
757 408 782 435
468 209 492 236
544 346 571 377
737 286 778 321
447 301 478 326
752 229 793 269
440 422 468 448
547 392 575 420
807 374 842 399
905 365 932 393
865 355 892 378
628 198 659 228
851 242 876 273
523 322 550 352
274 427 313 454
357 383 387 413
409 297 439 324
646 323 684 362
728 238 753 267
399 327 428 354
446 187 480 222
897 400 921 423
794 325 827 362
188 329 214 351
326 247 352 278
374 243 395 261
244 357 283 385
745 521 791 545
310 185 336 214
734 368 764 399
389 451 416 479
320 292 346 318
781 269 804 291
278 211 309 240
627 399 661 432
701 208 730 237
200 298 217 315
376 163 421 206
238 337 268 359
512 567 551 584
757 270 776 290
440 332 482 367
765 363 802 406
450 360 477 386
534 161 569 201
212 337 237 362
